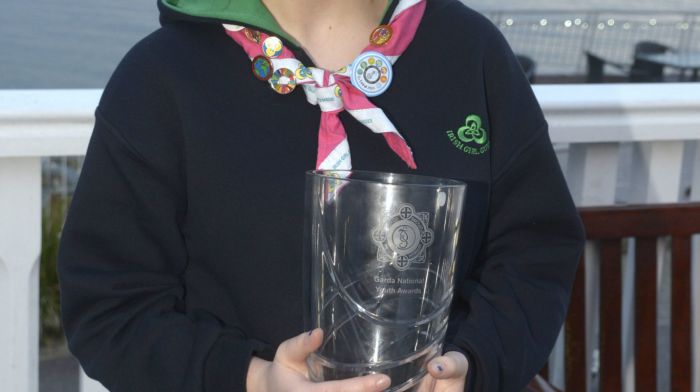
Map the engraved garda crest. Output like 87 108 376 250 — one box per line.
371 204 434 271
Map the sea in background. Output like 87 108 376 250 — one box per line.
2 0 699 88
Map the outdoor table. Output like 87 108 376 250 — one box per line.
636 51 700 81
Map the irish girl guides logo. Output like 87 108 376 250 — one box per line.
371 204 434 271
446 114 490 155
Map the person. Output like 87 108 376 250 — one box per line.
57 0 585 391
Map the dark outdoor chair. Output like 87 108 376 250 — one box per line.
629 41 674 82
634 41 673 56
584 51 628 83
516 54 537 84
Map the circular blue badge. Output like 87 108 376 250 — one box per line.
251 56 273 81
350 51 393 97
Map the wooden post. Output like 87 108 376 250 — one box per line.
670 236 692 392
599 239 623 392
565 250 587 392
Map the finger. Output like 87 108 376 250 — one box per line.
426 351 469 380
309 373 391 392
276 328 324 367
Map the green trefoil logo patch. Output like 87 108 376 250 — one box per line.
446 114 490 155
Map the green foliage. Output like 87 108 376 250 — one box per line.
40 194 69 347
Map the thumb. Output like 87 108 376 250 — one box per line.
275 328 324 368
426 351 469 380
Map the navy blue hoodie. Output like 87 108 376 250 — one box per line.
58 0 585 391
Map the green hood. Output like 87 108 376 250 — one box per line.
161 0 295 43
160 0 395 47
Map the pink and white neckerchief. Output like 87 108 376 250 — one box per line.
223 0 426 170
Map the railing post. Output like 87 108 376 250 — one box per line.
566 142 619 392
689 140 700 392
625 140 686 392
627 141 686 205
0 157 41 392
566 143 620 207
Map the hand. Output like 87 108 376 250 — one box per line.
246 329 391 392
416 351 469 392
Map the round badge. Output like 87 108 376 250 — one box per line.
350 51 393 97
334 85 343 98
370 25 393 46
262 36 284 58
295 65 311 81
243 28 261 43
251 56 273 81
270 68 296 94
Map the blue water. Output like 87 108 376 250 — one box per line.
0 0 159 88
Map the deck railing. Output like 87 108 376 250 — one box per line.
1 84 699 392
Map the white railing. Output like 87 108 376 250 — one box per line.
1 84 699 392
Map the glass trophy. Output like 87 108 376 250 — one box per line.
304 170 467 391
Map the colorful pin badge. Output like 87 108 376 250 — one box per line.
270 68 296 94
251 56 273 81
262 36 284 58
243 28 261 43
295 65 311 81
370 25 393 46
350 51 393 97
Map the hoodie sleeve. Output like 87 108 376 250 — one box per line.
443 23 585 391
58 36 264 392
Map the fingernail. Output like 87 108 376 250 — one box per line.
434 363 444 372
376 377 390 388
